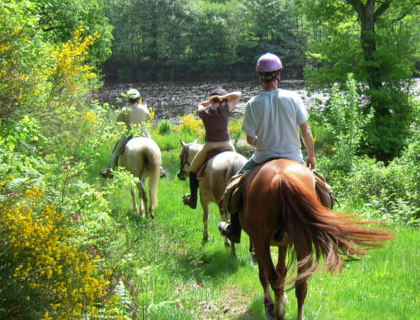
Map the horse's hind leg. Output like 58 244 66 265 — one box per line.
295 242 311 320
202 201 210 242
137 180 148 218
249 240 257 264
253 241 277 320
148 166 160 219
274 245 289 320
131 187 139 213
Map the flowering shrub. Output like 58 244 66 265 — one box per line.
49 27 99 97
179 114 204 136
0 187 111 319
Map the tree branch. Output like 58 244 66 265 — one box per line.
374 0 393 22
392 2 420 22
344 0 364 16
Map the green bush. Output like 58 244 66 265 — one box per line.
363 85 414 161
158 119 173 135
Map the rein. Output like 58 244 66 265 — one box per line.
179 144 191 174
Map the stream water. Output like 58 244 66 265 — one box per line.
95 78 419 123
94 80 325 122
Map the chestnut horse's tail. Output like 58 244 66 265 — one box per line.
276 174 394 280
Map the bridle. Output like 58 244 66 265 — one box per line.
179 144 191 176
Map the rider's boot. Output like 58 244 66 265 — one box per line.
183 172 199 209
218 212 241 243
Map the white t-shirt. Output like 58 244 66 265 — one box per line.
118 103 151 137
242 89 308 163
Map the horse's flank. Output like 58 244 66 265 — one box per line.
199 151 246 204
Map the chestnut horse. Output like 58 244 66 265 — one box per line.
240 158 393 320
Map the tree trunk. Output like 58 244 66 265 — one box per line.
348 0 383 90
359 5 382 89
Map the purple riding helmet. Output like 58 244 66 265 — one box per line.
255 53 283 73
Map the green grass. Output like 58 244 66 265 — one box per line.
97 129 419 319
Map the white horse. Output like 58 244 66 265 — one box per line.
177 140 247 256
118 137 162 218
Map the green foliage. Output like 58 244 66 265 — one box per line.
300 0 417 159
30 0 113 64
328 74 373 171
0 0 112 120
363 85 414 160
301 0 417 87
104 0 306 80
158 119 173 135
310 76 418 225
311 74 373 173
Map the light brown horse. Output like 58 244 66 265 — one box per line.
240 158 393 320
118 137 162 218
178 140 247 256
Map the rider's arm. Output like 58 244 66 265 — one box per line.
246 135 257 146
299 122 316 169
227 94 241 112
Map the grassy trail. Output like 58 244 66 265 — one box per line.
108 163 419 320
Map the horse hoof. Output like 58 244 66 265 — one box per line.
265 302 276 320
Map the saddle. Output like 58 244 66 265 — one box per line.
313 170 336 209
196 147 232 178
220 160 336 217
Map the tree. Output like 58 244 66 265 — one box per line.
30 0 113 64
237 0 306 78
104 0 307 80
303 0 418 88
301 0 419 160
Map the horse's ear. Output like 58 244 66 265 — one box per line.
193 139 198 145
180 139 185 147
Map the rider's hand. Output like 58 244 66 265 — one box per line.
306 155 316 169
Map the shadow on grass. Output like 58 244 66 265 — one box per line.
173 244 255 286
235 297 265 320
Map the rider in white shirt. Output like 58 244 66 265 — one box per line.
100 88 151 178
219 53 316 243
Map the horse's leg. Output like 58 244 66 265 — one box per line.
131 186 139 213
219 205 236 256
218 206 231 248
295 242 311 320
249 240 257 264
230 239 237 258
253 240 277 320
138 180 147 218
202 200 209 242
274 245 289 320
148 166 160 219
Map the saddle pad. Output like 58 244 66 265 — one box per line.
197 147 232 178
